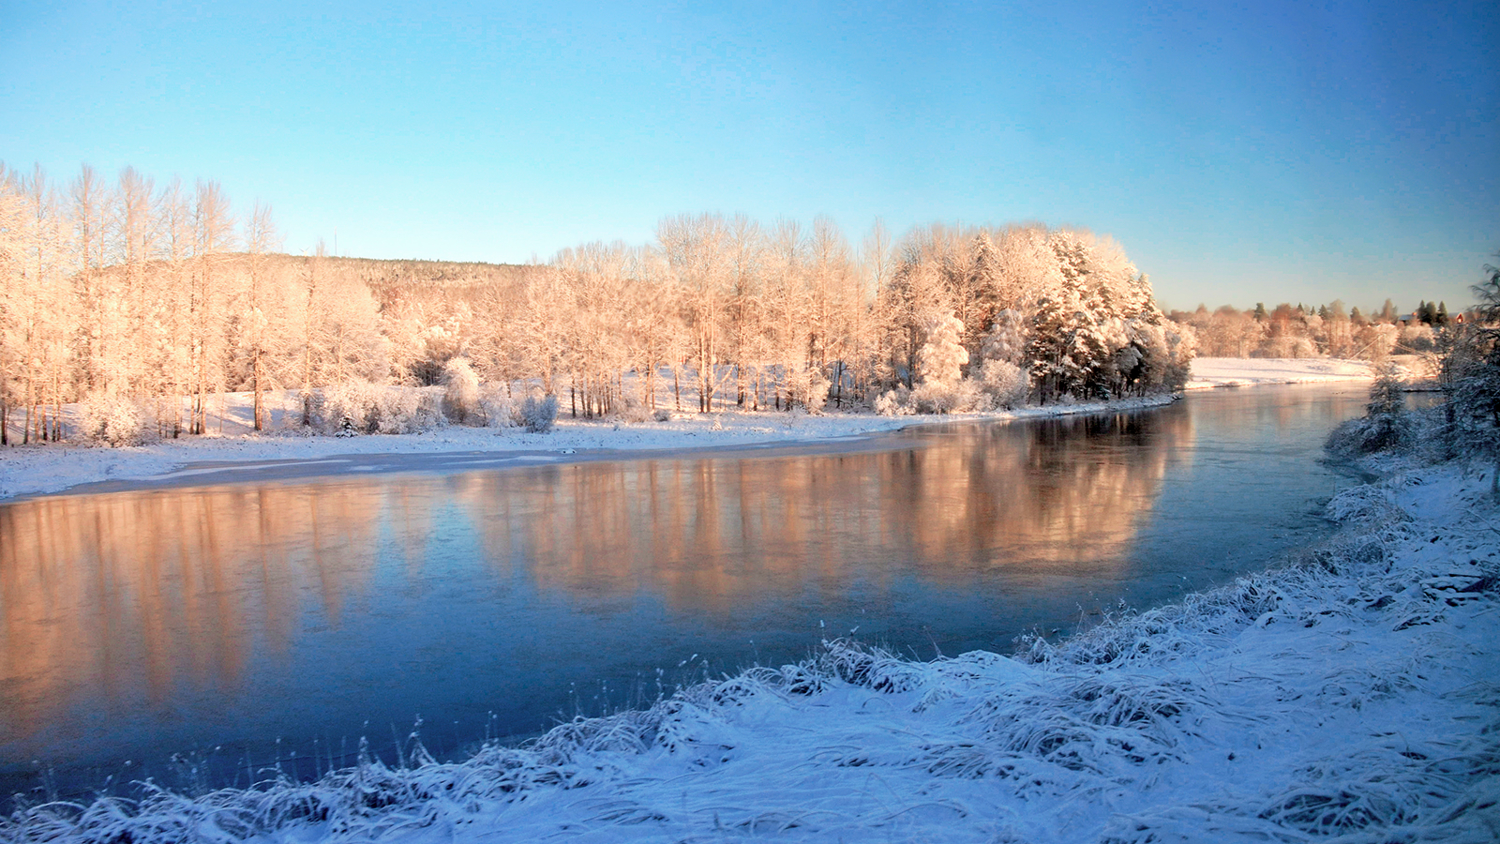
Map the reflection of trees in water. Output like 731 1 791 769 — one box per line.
0 406 1190 757
459 405 1192 609
896 408 1194 569
0 484 385 749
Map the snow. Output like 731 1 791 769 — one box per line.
0 389 1177 501
5 452 1496 842
1186 357 1376 390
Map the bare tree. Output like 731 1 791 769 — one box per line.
190 179 236 434
659 213 732 412
243 201 281 430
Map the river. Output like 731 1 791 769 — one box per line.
0 383 1372 803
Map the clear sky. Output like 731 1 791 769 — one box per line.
3 0 1495 312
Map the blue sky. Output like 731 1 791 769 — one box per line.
3 0 1495 311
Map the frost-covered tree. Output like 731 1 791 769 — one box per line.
4 161 1212 442
980 308 1028 366
441 356 481 424
0 165 23 444
916 312 968 387
242 201 281 430
188 179 236 433
660 213 733 412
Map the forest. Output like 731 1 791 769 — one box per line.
0 163 1200 444
1167 298 1460 360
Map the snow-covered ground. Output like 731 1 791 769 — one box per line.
6 453 1495 842
0 391 1177 501
1186 357 1375 389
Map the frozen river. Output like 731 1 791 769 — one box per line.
0 384 1373 802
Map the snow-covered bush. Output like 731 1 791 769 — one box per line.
521 393 559 433
803 369 831 413
782 365 831 413
479 386 519 428
316 382 443 435
909 377 986 414
977 359 1029 409
76 394 151 447
440 357 482 425
874 386 913 416
1326 368 1413 458
615 394 652 423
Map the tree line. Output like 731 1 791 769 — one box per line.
0 162 1194 444
1169 298 1463 360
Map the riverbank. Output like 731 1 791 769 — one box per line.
0 394 1183 501
5 446 1494 842
1185 356 1375 389
0 358 1378 501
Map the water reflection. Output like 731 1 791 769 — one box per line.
452 407 1188 611
16 383 1399 808
0 486 382 748
0 405 1195 781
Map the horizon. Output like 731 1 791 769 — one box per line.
4 1 1495 312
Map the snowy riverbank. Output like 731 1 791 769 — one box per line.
0 357 1380 501
5 451 1495 842
0 393 1180 501
1185 357 1375 389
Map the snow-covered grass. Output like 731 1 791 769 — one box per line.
1186 357 1377 389
4 455 1496 842
0 389 1177 501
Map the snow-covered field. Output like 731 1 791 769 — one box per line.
5 452 1496 842
1185 357 1375 390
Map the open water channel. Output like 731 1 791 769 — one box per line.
0 383 1375 803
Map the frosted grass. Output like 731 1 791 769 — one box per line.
5 463 1497 843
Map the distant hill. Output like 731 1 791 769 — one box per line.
258 254 546 305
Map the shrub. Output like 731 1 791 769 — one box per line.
802 369 831 413
521 393 559 433
1325 369 1412 457
315 382 443 435
910 378 986 414
977 359 1030 409
480 386 519 428
441 357 482 425
76 394 151 447
874 386 912 416
615 394 652 423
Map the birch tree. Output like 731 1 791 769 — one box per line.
189 180 236 433
243 202 281 430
